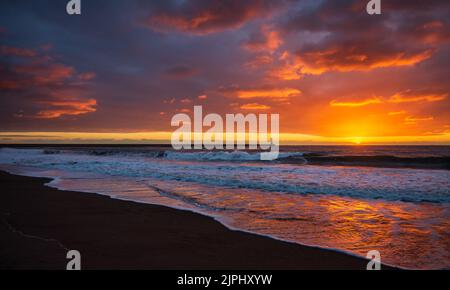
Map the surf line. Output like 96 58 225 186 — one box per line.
171 105 279 160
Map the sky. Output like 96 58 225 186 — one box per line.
0 0 449 144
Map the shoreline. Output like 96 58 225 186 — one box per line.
0 170 396 270
1 145 448 171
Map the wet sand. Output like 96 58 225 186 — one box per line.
0 171 394 270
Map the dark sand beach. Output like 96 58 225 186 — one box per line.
0 170 393 270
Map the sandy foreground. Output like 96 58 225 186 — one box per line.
0 170 394 270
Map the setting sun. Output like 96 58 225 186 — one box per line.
353 138 362 145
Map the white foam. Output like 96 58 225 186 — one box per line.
163 150 303 161
0 148 449 203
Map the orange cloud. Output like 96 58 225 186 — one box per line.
180 98 192 104
146 0 280 35
388 111 406 116
1 42 97 120
330 97 383 107
415 20 450 45
245 54 273 69
269 63 302 80
301 49 433 75
35 98 97 119
367 50 434 70
243 25 282 53
404 116 434 125
328 91 446 109
240 103 271 110
267 51 303 80
229 88 301 100
388 92 447 103
13 63 75 86
148 12 216 35
270 46 434 79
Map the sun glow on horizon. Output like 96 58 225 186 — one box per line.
0 131 449 145
352 137 362 145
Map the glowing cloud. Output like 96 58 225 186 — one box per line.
245 54 273 69
388 92 447 103
243 25 282 53
388 111 406 116
404 116 434 125
1 41 97 120
290 49 434 76
240 103 271 110
35 98 97 119
330 97 383 107
231 88 301 100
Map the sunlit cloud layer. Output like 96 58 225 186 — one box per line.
0 0 449 144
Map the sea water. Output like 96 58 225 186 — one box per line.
0 146 449 269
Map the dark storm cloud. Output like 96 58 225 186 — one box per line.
145 0 284 35
164 64 199 79
273 0 450 75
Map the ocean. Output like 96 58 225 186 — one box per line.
0 145 449 269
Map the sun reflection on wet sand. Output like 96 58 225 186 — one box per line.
50 174 450 269
4 164 449 269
